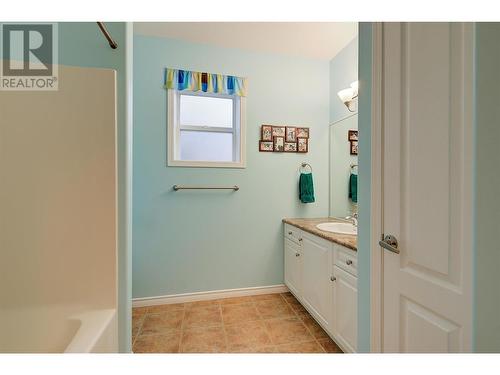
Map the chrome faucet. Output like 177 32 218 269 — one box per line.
345 213 358 227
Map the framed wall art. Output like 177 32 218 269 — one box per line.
273 136 284 152
350 140 358 155
296 127 309 138
261 125 273 141
284 142 297 152
272 126 286 137
297 137 308 153
259 140 274 152
259 125 309 154
348 130 358 141
285 126 297 142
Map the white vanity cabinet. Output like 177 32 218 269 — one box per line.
332 265 357 352
283 223 358 353
299 234 333 331
331 244 358 352
284 238 302 297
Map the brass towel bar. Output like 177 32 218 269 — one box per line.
173 185 239 191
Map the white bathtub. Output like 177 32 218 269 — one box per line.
0 305 117 353
64 309 117 353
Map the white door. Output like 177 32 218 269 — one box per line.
300 234 332 329
332 266 357 352
381 23 473 352
284 238 301 297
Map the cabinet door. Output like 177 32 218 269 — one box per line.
332 265 357 352
300 234 332 330
284 238 301 296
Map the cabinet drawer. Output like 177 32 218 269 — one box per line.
284 223 302 245
334 245 357 277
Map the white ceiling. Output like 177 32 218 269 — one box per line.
134 22 357 61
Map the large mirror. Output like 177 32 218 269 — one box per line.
329 113 358 218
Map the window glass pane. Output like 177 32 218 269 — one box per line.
180 94 233 128
180 131 234 162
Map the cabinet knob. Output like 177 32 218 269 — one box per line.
346 260 353 265
295 253 300 257
298 238 303 242
288 231 293 235
330 276 336 282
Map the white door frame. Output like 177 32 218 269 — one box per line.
369 22 384 353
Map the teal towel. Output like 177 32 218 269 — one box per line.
349 173 358 203
299 173 315 203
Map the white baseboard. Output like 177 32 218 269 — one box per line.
132 284 289 308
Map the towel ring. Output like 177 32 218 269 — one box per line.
300 162 313 173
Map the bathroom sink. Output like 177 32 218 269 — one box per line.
316 222 357 235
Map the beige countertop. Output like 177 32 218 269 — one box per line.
282 217 357 251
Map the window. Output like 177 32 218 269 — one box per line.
168 90 246 168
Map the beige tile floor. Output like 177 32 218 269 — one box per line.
132 292 343 353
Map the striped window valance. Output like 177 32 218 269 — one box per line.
164 68 247 97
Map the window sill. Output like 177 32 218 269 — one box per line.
167 160 246 169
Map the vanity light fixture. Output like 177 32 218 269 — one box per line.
337 81 359 112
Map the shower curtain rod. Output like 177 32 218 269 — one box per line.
97 22 118 49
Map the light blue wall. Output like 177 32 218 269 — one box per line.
330 37 358 124
473 22 500 352
133 35 330 299
357 23 372 353
58 22 132 352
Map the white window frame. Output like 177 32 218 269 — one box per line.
167 89 246 168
